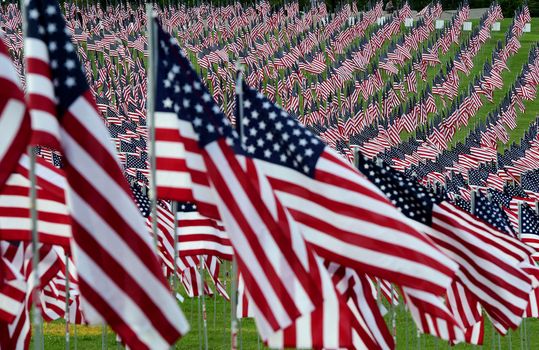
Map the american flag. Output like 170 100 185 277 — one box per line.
24 1 188 347
238 80 458 297
175 202 233 260
153 19 323 336
357 157 536 335
0 37 30 191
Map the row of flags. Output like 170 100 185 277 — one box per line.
0 0 539 349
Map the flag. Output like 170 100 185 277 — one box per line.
175 202 233 260
24 1 188 348
238 80 458 296
0 37 30 191
153 20 322 335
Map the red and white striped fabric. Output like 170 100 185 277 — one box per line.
430 202 534 330
204 256 229 300
329 263 394 350
155 22 322 335
0 37 30 191
0 242 26 323
24 2 188 348
176 202 233 260
239 83 458 296
0 243 61 350
0 171 71 247
402 286 465 342
236 274 255 318
445 281 483 342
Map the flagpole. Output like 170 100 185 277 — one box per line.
230 62 245 350
65 254 70 350
29 146 43 350
146 2 159 251
199 255 209 350
21 0 44 342
517 200 530 350
172 201 179 294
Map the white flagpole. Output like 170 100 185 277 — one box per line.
230 62 245 350
21 0 43 345
65 254 70 350
199 256 209 350
146 2 159 250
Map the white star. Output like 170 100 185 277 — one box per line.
266 132 273 140
50 60 58 69
29 9 39 19
47 23 57 33
242 118 250 126
249 128 257 136
174 85 180 93
225 137 234 146
268 111 277 119
247 145 256 153
38 26 45 35
259 121 266 129
293 128 301 136
195 104 203 113
182 98 190 108
244 99 251 108
264 149 272 158
65 77 76 87
299 139 307 146
257 139 264 147
172 65 180 73
193 81 201 90
202 93 211 102
303 165 310 173
174 104 180 113
305 148 313 157
49 41 57 51
251 110 259 119
273 143 281 151
65 60 75 70
275 121 283 130
164 80 171 88
46 5 56 15
183 84 192 93
280 154 287 162
64 42 74 52
282 132 289 141
212 105 220 114
262 101 270 109
206 124 215 133
193 117 202 126
163 97 173 108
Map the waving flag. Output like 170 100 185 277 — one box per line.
153 19 322 335
238 80 458 296
0 37 30 191
24 1 188 348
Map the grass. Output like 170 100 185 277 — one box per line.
31 291 539 349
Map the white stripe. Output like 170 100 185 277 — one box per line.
67 189 188 334
27 73 56 100
72 244 170 349
0 53 21 86
25 38 50 62
0 99 25 161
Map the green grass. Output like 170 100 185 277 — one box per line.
31 293 539 349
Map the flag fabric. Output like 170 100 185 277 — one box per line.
154 20 323 335
356 157 535 332
237 80 458 296
0 37 30 192
24 1 188 348
175 202 233 260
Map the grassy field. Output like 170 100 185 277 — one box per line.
31 292 539 349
